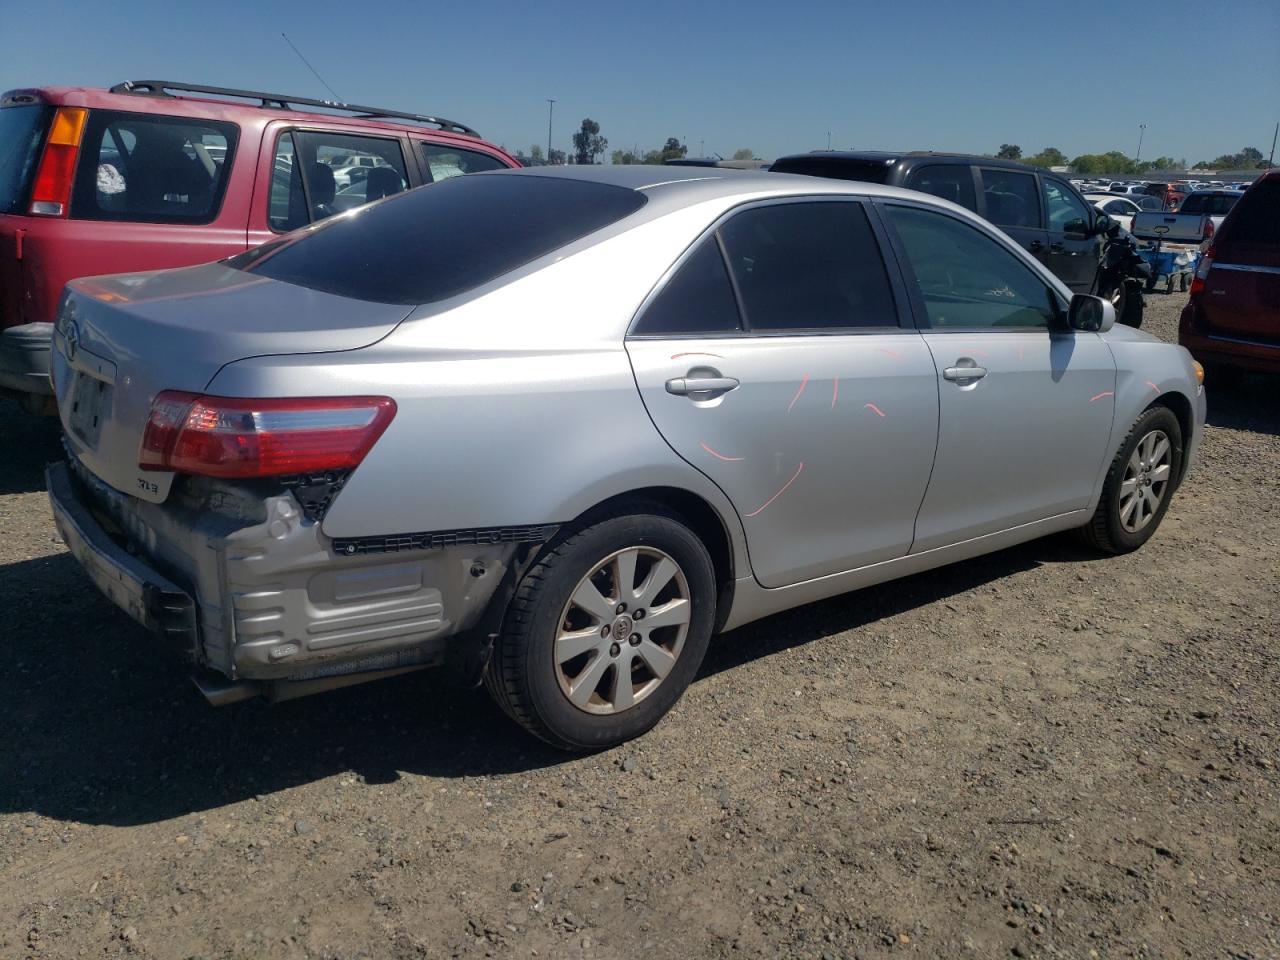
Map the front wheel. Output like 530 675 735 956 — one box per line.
485 508 717 750
1077 406 1183 554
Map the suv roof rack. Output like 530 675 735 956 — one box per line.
108 80 480 137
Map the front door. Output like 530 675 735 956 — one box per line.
1042 177 1103 293
879 202 1116 551
977 166 1049 264
626 199 940 588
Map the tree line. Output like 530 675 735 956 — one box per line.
996 143 1271 174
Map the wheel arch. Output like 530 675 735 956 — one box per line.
1147 390 1193 486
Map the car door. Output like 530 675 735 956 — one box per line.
626 199 940 588
879 201 1116 552
1042 177 1102 293
976 166 1050 266
903 163 980 214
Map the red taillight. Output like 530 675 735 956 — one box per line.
29 107 87 217
139 392 397 479
1202 218 1215 242
1189 245 1215 298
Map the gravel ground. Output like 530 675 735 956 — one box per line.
2 292 1277 960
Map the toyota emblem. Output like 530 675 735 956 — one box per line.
63 320 80 361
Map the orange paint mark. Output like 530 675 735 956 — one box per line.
1146 380 1160 393
1089 391 1115 403
831 377 840 409
1016 344 1026 361
864 403 886 417
968 349 990 359
878 347 904 361
699 441 744 462
787 374 810 413
745 462 804 518
670 351 724 361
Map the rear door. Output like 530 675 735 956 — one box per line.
903 163 979 214
1200 177 1280 344
626 198 939 588
1041 177 1102 293
976 166 1050 265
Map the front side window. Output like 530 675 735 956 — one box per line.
885 204 1058 330
1043 179 1091 232
905 164 977 212
70 111 237 223
1103 199 1133 215
268 130 408 232
420 143 508 182
718 202 897 331
980 169 1041 228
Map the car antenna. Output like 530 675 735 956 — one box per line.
280 32 344 103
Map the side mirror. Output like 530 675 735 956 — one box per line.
1068 293 1115 333
1093 213 1121 237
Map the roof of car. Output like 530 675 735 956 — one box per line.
771 150 1052 174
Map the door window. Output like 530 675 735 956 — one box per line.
420 143 508 182
1103 199 1134 215
905 164 977 212
70 111 238 223
980 169 1041 228
718 202 897 331
1044 179 1091 233
885 204 1059 330
631 237 743 336
268 130 407 232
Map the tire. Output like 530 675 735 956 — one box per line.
484 506 717 751
1077 406 1183 554
1179 272 1190 292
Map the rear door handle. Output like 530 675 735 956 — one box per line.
665 376 740 396
943 364 988 382
1028 240 1044 252
1050 241 1066 252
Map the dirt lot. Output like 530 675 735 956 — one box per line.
2 292 1277 960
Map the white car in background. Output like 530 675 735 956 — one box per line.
1084 194 1162 232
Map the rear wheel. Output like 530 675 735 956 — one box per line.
484 508 716 751
1078 406 1183 554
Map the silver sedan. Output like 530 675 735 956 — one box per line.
47 166 1205 749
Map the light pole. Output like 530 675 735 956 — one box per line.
827 131 831 150
1135 123 1147 164
546 99 556 163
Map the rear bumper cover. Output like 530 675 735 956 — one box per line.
0 322 54 395
1180 331 1280 374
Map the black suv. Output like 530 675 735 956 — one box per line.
770 152 1138 320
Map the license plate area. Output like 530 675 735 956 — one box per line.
68 371 113 449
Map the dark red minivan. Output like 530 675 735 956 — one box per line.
1179 170 1280 377
0 81 518 412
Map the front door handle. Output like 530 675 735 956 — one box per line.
1028 240 1045 252
943 363 988 382
1050 241 1066 252
666 376 740 396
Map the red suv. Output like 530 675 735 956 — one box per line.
1179 170 1280 377
0 81 518 411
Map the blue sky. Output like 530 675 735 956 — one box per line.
2 0 1276 163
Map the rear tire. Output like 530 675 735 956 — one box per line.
1077 406 1183 554
484 507 716 751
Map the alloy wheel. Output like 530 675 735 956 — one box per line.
1119 429 1172 533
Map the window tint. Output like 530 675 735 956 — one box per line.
235 173 647 305
632 238 742 336
71 111 237 223
1103 199 1133 215
421 143 508 182
768 157 892 183
1221 178 1279 247
905 164 977 212
981 169 1041 228
885 204 1058 330
1043 179 1091 232
1178 193 1240 216
718 202 897 331
268 131 408 232
0 105 51 214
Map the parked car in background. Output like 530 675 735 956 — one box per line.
1131 189 1245 249
1144 182 1187 210
45 166 1204 749
0 80 517 412
1109 183 1150 197
1179 170 1280 377
769 151 1145 325
1087 193 1142 232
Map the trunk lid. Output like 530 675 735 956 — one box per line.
54 261 415 503
1130 210 1208 243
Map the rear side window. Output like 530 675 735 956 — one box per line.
769 157 892 183
981 169 1041 228
719 202 897 331
269 130 409 232
905 164 977 212
631 237 743 337
420 143 508 182
71 111 237 223
1220 179 1279 246
235 173 647 305
0 104 51 214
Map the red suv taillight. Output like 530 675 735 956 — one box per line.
29 107 87 217
1189 244 1215 298
139 393 397 479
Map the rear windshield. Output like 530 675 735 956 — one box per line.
70 111 238 224
0 104 51 214
770 157 893 184
1220 179 1279 247
1179 193 1239 216
232 173 648 305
